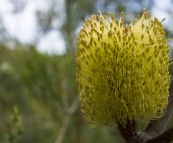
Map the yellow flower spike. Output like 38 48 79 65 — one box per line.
76 9 170 128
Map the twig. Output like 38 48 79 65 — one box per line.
146 126 173 143
55 114 71 143
55 96 80 143
66 96 80 115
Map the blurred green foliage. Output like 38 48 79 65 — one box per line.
6 106 23 143
0 44 123 143
0 0 173 143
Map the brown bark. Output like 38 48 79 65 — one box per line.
118 120 138 140
117 120 151 143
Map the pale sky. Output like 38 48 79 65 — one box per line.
0 0 173 54
0 0 66 54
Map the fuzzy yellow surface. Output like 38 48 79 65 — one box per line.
76 9 170 127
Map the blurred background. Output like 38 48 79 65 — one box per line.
0 0 173 143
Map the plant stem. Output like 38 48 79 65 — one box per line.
117 120 138 141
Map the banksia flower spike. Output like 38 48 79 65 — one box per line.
76 9 170 127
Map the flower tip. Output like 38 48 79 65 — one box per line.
120 12 123 18
143 8 146 13
107 11 111 17
98 10 102 15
